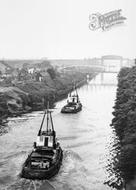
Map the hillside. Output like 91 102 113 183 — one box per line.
0 67 96 121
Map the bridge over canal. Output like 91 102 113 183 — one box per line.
53 55 134 74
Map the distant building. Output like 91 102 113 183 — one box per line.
28 68 35 74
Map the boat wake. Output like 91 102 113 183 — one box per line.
0 122 10 136
3 179 55 190
50 150 91 190
1 150 89 190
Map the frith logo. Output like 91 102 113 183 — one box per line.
89 9 126 31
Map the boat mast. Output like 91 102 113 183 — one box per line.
38 109 46 136
47 101 49 132
74 83 79 102
75 85 78 96
49 111 54 132
73 82 77 95
49 110 56 147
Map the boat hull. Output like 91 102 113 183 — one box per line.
21 148 63 180
61 104 82 114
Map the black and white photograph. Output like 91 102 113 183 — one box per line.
0 0 135 189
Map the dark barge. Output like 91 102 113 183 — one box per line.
61 86 82 113
21 104 63 180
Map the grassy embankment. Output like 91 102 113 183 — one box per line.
109 66 136 189
0 67 97 120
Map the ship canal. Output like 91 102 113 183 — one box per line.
0 73 118 190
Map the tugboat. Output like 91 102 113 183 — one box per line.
61 86 82 114
21 103 63 180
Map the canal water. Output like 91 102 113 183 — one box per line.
0 73 117 190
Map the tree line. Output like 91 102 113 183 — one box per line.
107 66 136 188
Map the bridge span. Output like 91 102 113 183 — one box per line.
52 55 134 74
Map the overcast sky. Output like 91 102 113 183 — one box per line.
0 0 135 59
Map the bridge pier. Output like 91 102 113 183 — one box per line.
100 73 104 84
101 55 124 73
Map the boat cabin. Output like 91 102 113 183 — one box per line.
67 94 79 104
36 131 56 148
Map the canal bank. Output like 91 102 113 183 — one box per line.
110 66 136 190
0 67 97 121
